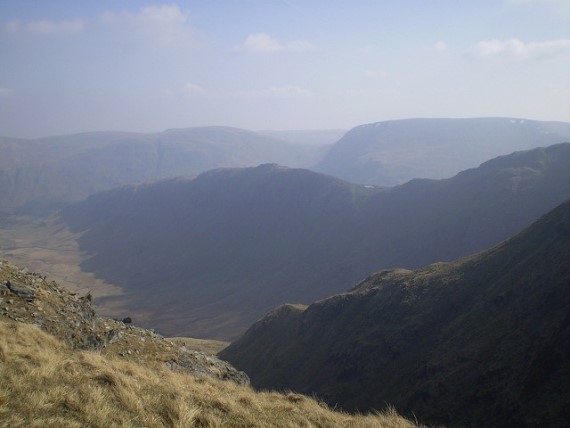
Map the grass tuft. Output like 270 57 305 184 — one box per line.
0 318 421 427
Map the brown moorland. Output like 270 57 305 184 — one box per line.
0 260 420 428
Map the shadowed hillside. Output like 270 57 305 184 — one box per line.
61 164 375 339
60 143 570 340
0 127 322 212
315 117 570 185
221 199 570 427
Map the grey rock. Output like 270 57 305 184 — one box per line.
5 280 36 301
107 329 122 344
175 349 250 386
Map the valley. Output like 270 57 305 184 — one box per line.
57 142 570 339
1 117 569 427
3 2 569 426
0 213 126 318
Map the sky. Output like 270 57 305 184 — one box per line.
0 0 568 138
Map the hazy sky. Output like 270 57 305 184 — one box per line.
0 0 568 137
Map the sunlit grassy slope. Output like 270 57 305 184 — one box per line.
0 316 419 428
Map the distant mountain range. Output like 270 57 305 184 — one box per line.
60 143 570 340
2 118 569 213
0 126 323 212
220 199 570 427
315 117 570 185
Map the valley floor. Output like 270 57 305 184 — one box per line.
0 213 127 317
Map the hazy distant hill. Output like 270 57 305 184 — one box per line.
60 143 570 340
314 117 570 185
0 126 322 212
257 129 346 146
220 199 570 427
5 118 569 212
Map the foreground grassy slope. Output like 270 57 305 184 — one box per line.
0 319 419 428
0 260 418 427
0 260 248 385
221 199 570 427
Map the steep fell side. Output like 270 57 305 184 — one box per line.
221 199 570 427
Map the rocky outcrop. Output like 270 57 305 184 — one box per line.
4 279 36 300
0 260 248 386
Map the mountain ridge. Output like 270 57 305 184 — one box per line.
3 117 570 213
0 126 323 212
315 117 570 185
60 143 570 339
220 198 570 427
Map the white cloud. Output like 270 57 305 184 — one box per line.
182 83 204 96
101 4 195 48
4 18 84 37
239 33 315 54
242 33 282 53
473 38 570 60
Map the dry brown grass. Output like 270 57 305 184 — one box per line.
168 337 230 354
0 319 420 428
